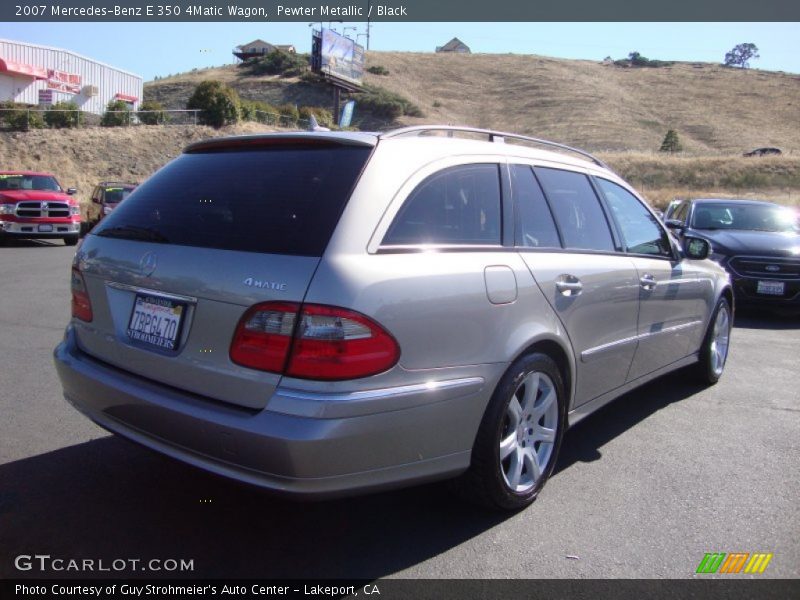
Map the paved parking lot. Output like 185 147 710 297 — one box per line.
1 241 798 579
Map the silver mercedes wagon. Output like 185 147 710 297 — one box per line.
54 126 733 510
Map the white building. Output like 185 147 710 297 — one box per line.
0 38 142 114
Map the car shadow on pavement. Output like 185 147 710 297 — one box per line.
733 308 800 330
1 239 65 248
0 435 508 580
554 368 706 472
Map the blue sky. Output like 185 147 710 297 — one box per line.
1 22 798 80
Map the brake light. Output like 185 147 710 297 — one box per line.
71 267 93 322
230 302 400 380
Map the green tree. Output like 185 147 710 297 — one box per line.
44 101 84 128
724 43 759 68
186 80 240 128
659 129 683 153
101 99 132 127
137 100 167 125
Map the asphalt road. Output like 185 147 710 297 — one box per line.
1 241 798 580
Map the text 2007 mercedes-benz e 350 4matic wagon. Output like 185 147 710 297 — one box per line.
54 126 733 510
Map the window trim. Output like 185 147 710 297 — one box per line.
509 164 564 250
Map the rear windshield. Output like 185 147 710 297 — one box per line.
93 144 371 256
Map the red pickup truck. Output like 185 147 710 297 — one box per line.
0 171 82 246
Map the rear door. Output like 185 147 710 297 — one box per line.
513 165 640 407
76 139 373 410
594 178 706 379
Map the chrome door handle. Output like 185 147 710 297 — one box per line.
640 274 657 291
556 275 583 296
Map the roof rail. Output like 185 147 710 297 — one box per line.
380 125 610 170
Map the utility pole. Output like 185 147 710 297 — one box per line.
366 0 371 50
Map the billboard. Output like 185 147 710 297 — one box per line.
312 28 364 88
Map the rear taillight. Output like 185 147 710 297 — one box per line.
229 302 297 373
230 302 400 380
71 267 93 322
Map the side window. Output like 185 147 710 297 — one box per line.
511 165 561 248
534 167 615 252
596 178 672 257
383 164 501 246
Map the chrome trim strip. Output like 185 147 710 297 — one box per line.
651 278 696 287
277 377 485 404
581 320 703 362
106 281 198 304
580 335 639 361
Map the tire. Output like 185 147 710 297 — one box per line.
455 352 566 511
696 297 732 385
63 236 79 246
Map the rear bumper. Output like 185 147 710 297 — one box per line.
53 326 489 498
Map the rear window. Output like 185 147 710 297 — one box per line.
93 144 371 256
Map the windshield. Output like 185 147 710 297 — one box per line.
103 188 133 204
691 203 797 233
0 174 62 192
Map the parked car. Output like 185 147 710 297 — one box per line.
743 147 782 157
54 126 733 511
665 198 800 310
87 182 137 229
0 171 81 245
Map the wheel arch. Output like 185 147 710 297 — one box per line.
510 336 574 417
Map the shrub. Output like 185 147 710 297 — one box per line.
356 85 424 120
659 129 683 153
614 52 674 68
241 51 309 77
298 106 334 128
44 101 84 128
101 100 132 127
1 103 44 130
240 99 280 123
367 65 390 76
186 80 240 128
137 100 167 125
276 103 299 127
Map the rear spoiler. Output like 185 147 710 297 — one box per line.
185 132 378 153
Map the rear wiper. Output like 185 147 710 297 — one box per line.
95 225 169 243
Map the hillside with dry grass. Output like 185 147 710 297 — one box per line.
2 51 799 214
145 52 800 154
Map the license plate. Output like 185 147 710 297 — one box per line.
127 294 186 351
756 280 785 296
38 224 53 232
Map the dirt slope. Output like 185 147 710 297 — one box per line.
145 52 800 154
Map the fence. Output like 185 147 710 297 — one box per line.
0 108 316 131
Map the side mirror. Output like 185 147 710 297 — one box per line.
683 236 710 260
67 187 77 195
665 219 684 230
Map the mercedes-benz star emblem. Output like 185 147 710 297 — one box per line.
139 252 158 277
